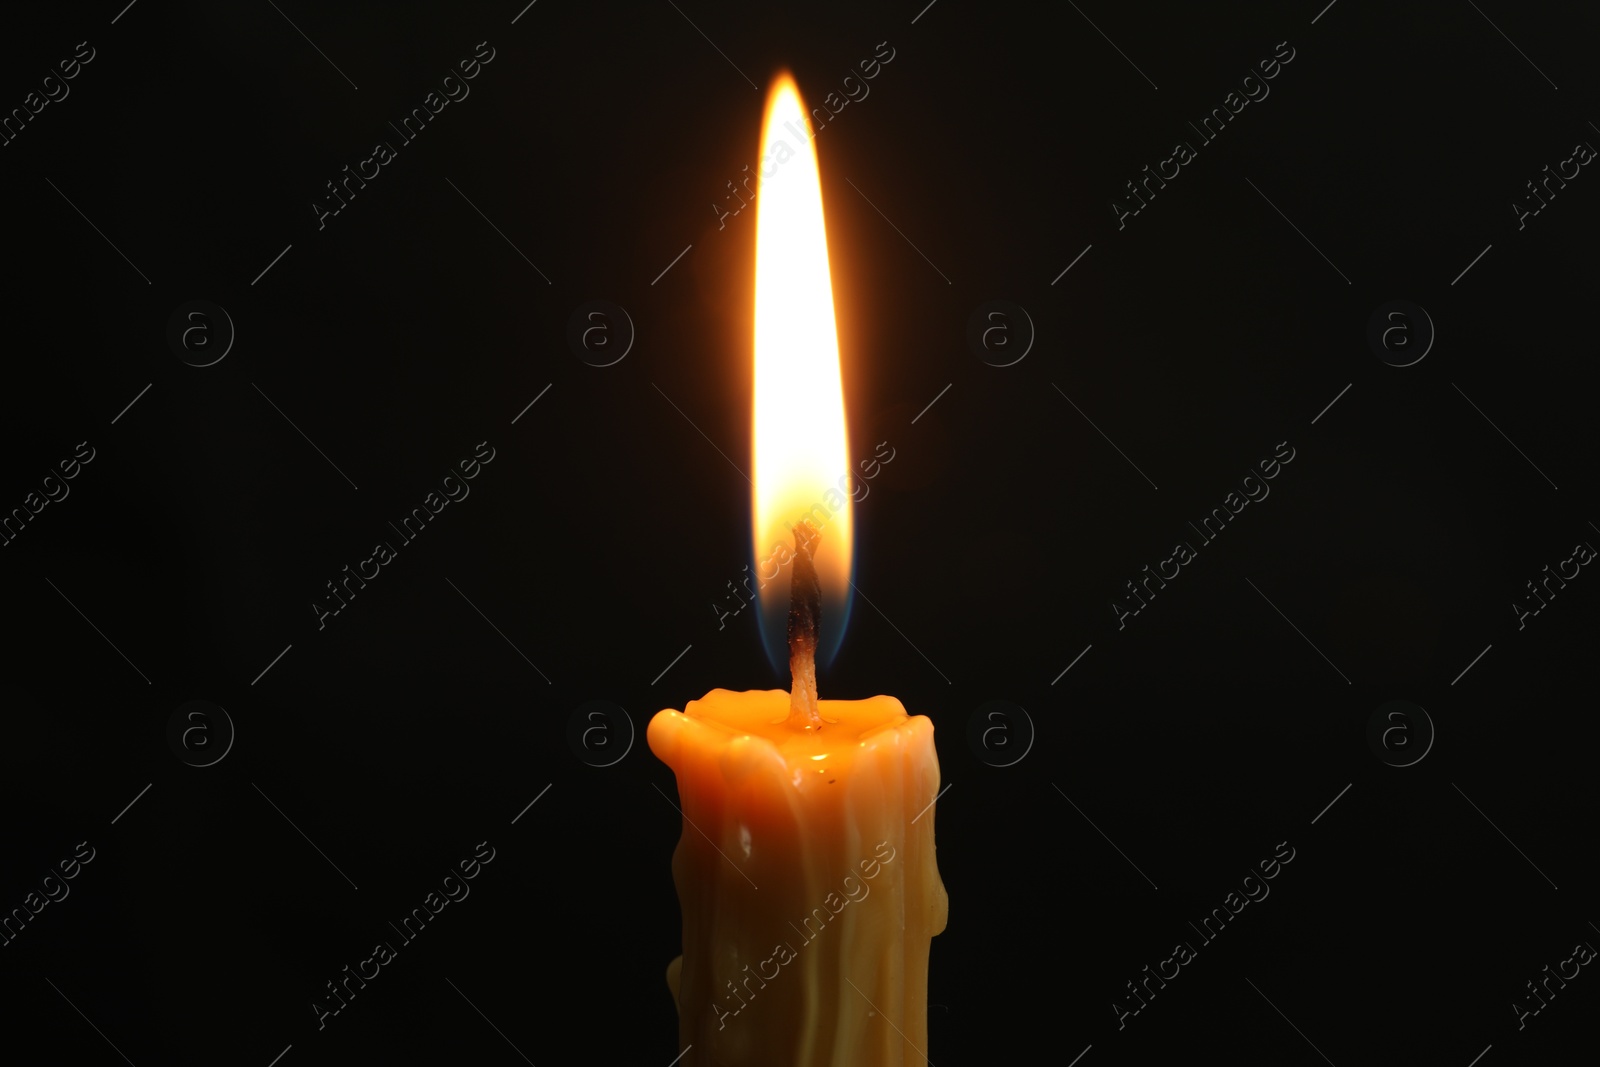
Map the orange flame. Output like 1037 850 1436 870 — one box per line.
751 72 853 669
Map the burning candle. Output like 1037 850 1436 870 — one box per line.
648 73 947 1066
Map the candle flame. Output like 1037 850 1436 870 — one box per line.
752 72 853 673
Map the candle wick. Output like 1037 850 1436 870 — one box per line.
786 519 821 726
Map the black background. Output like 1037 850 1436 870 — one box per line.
2 1 1597 1064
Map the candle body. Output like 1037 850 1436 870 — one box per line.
649 689 947 1066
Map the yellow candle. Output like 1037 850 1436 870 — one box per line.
651 68 946 1064
649 689 947 1065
